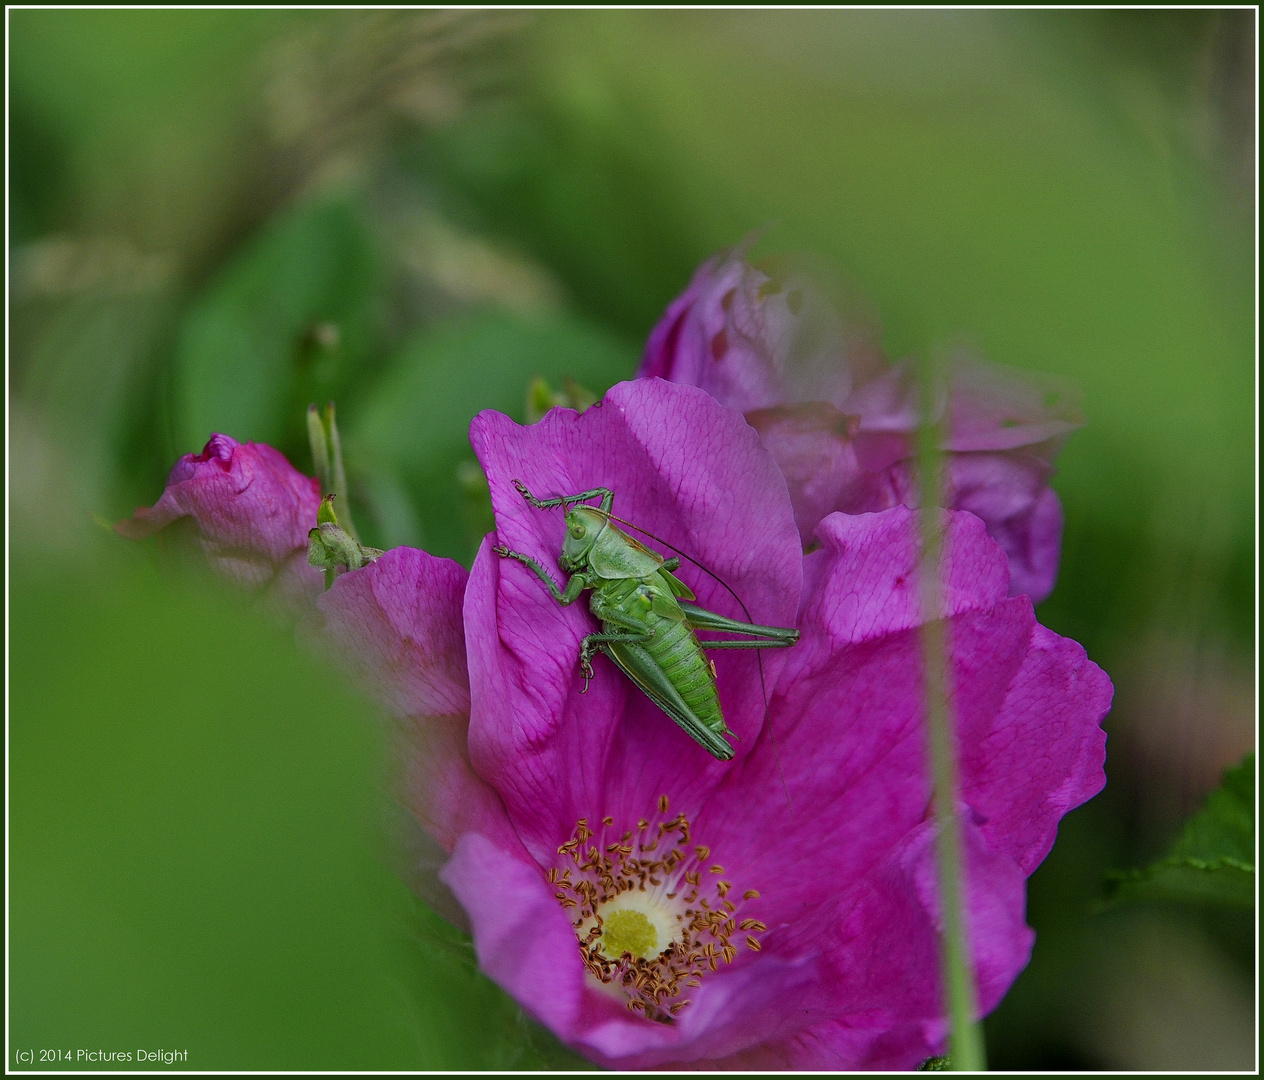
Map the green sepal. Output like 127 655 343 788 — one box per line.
317 494 339 527
307 519 384 590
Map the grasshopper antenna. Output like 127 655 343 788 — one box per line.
609 513 794 817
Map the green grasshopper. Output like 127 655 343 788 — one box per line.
493 481 799 760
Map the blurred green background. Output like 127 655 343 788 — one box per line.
9 10 1255 1070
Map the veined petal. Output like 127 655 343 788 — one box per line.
465 378 801 861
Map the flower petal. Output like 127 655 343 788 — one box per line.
944 351 1084 453
692 509 1011 927
440 833 588 1033
683 507 1102 1058
957 620 1111 873
465 379 802 862
803 506 1011 644
314 547 470 722
790 816 1032 1070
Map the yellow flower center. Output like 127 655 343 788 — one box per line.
599 908 659 959
548 795 766 1023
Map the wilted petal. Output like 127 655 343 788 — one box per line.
641 249 878 413
944 351 1083 453
945 451 1066 603
641 251 1085 603
116 433 323 613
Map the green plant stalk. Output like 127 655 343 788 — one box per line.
916 358 986 1072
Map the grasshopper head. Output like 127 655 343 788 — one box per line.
559 506 606 571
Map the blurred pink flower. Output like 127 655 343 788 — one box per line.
641 249 1084 602
116 433 324 616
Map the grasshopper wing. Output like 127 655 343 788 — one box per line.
603 640 735 760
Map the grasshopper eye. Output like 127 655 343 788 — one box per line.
570 524 586 540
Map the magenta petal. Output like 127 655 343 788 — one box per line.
465 379 801 860
805 507 1011 642
116 434 323 612
691 509 1011 925
958 620 1111 873
679 506 1103 1066
699 816 1031 1071
809 817 1033 1070
440 833 587 1032
315 547 470 722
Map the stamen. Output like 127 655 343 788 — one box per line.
550 795 763 1023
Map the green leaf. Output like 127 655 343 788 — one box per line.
1102 753 1255 909
173 196 383 455
349 307 637 564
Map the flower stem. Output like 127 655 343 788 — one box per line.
916 353 986 1073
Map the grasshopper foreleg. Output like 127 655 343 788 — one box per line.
493 545 589 604
512 479 614 514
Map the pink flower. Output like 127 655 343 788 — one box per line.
116 434 325 616
640 249 1084 603
121 382 1110 1069
434 378 1109 1068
